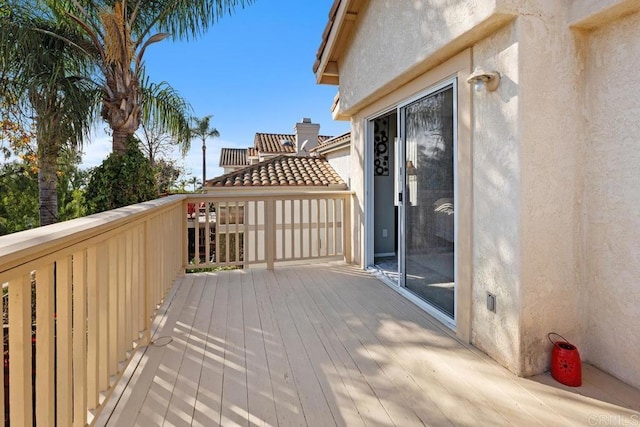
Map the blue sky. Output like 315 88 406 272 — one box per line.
83 0 348 182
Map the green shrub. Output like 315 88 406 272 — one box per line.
85 137 156 214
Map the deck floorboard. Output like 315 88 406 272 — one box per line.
100 263 640 427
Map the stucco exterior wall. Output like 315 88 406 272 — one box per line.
336 1 590 116
471 2 585 377
320 0 640 386
324 146 352 189
516 3 585 376
583 10 640 389
470 22 522 374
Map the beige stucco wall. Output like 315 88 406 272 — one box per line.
324 146 352 189
323 0 640 386
509 3 584 377
469 5 585 375
583 10 640 389
469 21 523 374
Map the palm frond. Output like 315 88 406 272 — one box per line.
139 75 193 156
134 0 254 42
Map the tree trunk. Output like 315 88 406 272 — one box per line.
202 142 206 185
113 129 129 154
38 146 59 226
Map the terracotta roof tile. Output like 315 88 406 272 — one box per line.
219 148 248 167
254 133 333 154
205 155 346 188
312 132 350 153
314 0 342 73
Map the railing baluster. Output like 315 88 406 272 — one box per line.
236 202 241 264
324 199 329 257
251 201 256 263
223 202 229 266
72 250 88 427
86 245 99 409
118 234 126 363
194 199 200 267
137 226 145 341
9 274 33 425
205 201 211 265
125 230 133 354
35 263 55 425
108 239 119 379
98 240 110 394
333 198 339 256
182 200 188 269
289 199 295 260
307 199 312 258
266 199 276 270
344 195 352 263
299 199 304 259
279 200 284 260
214 202 220 266
57 256 73 425
131 229 140 345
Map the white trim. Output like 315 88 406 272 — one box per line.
397 106 406 289
364 118 375 268
396 77 457 109
364 105 400 269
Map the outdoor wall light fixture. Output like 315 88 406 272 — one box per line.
467 66 501 92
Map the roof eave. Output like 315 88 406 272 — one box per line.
316 141 350 155
314 0 366 85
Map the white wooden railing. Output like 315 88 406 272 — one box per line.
185 190 352 270
0 195 184 426
0 189 352 425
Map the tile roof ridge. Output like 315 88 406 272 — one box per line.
206 154 290 186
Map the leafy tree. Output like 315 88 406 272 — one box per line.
0 3 100 225
85 136 156 214
137 121 177 166
0 138 89 234
46 0 252 154
57 145 90 221
154 159 183 195
190 115 220 184
0 161 39 235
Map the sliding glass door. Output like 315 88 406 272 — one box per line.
401 83 456 318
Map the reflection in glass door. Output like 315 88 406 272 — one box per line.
401 84 455 318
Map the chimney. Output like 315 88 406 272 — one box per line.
294 118 320 156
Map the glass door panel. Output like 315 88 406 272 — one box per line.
402 85 455 317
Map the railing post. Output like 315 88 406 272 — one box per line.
182 198 188 271
343 194 352 264
265 199 276 270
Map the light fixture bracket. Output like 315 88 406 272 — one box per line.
467 66 501 92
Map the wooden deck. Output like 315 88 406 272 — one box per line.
99 263 640 426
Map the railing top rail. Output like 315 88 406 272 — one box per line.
190 189 354 201
0 194 186 275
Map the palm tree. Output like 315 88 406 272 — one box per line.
190 115 220 185
1 4 100 225
46 0 252 154
139 74 194 163
189 176 202 193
